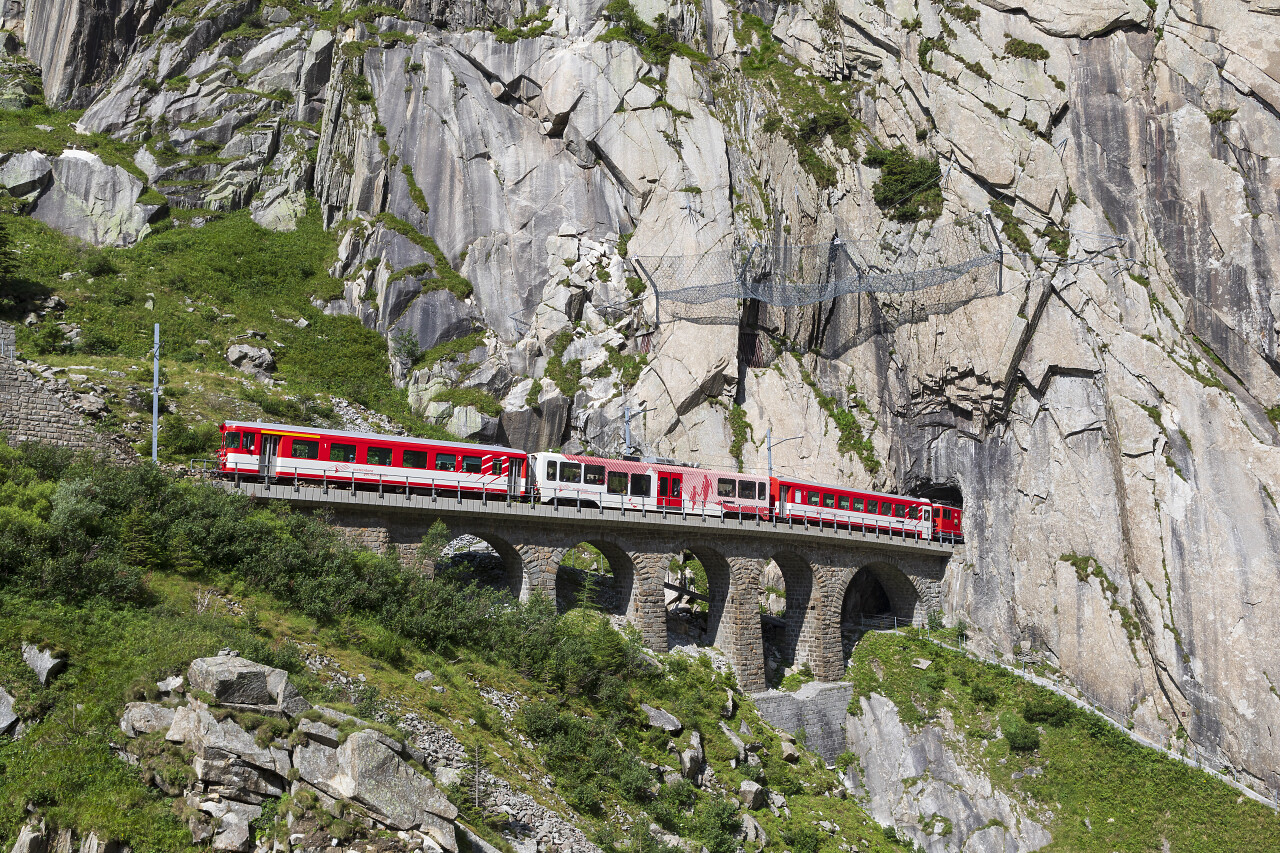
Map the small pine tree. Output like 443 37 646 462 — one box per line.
169 531 203 576
121 507 164 573
417 519 451 576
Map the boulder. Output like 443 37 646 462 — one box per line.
9 823 45 853
224 344 276 382
30 151 165 248
157 675 184 694
641 704 683 734
739 779 766 810
719 721 746 763
200 798 261 852
0 151 52 197
497 394 570 451
22 643 66 686
741 813 767 845
0 687 16 736
446 406 498 442
187 655 309 716
120 702 176 737
334 730 458 835
250 186 307 232
780 740 801 763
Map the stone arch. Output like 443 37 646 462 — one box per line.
837 561 922 660
668 541 734 651
433 528 528 600
760 549 816 683
553 538 637 618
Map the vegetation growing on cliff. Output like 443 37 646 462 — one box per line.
1 210 449 439
845 630 1280 851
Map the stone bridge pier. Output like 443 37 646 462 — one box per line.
232 482 950 693
324 510 946 693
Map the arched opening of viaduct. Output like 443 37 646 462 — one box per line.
554 539 636 618
759 550 816 687
838 561 922 663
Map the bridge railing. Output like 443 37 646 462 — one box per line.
207 468 950 550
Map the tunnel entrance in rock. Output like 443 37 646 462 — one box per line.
912 482 964 510
437 533 524 600
555 542 634 619
666 547 729 652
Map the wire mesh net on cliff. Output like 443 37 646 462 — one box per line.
629 216 1005 330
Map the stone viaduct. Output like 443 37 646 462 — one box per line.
217 480 954 693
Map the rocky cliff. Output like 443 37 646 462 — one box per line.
4 0 1280 802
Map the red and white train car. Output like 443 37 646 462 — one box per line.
773 476 933 539
529 452 771 517
218 421 528 496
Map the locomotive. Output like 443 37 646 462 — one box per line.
216 420 963 543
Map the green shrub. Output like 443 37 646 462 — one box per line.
1004 37 1050 61
990 201 1032 254
1022 695 1076 727
1005 720 1040 752
862 145 943 222
971 682 998 707
431 387 502 418
598 0 708 65
781 827 823 853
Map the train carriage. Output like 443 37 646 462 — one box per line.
773 476 932 539
531 452 771 517
218 421 528 497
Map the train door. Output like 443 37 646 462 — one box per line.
658 473 683 509
507 458 522 498
259 434 280 478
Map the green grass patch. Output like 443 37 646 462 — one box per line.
990 201 1032 254
431 387 502 418
374 214 473 300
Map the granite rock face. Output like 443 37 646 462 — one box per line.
8 0 1280 800
845 694 1051 853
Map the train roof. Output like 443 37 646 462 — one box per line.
773 473 928 503
220 421 524 456
542 451 758 480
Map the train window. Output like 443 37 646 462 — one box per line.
244 433 256 452
807 491 820 506
908 506 919 519
290 439 319 460
879 502 891 516
941 508 951 520
758 482 766 498
607 471 628 494
560 462 582 483
330 443 356 463
659 477 669 497
739 481 755 499
894 504 906 518
546 460 558 481
671 478 682 497
838 495 850 510
490 459 503 475
224 432 241 449
513 459 524 477
585 464 606 486
866 500 877 514
822 493 835 508
630 473 651 497
403 449 430 468
852 498 863 511
367 446 392 466
432 452 455 471
718 479 736 498
462 455 482 473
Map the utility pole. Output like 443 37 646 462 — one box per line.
151 323 160 463
766 425 802 481
622 404 656 456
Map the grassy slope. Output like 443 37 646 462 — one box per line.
4 208 452 447
845 631 1280 851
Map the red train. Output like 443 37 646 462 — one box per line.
217 421 963 543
